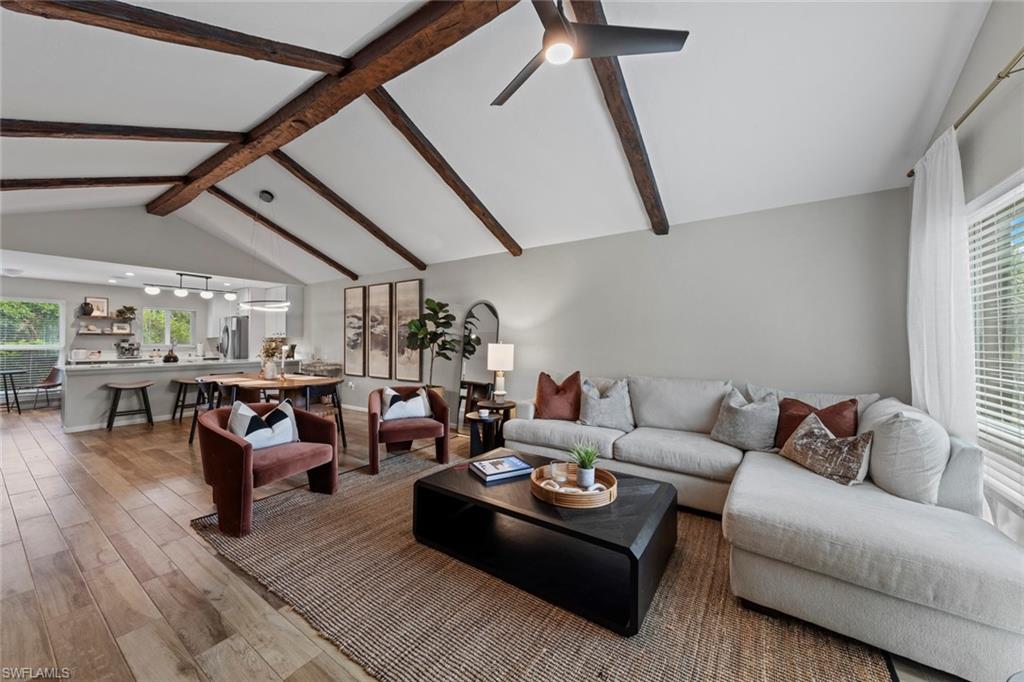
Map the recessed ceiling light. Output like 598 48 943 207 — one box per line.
124 272 135 277
108 279 117 284
223 283 231 287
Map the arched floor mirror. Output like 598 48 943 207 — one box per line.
456 300 498 431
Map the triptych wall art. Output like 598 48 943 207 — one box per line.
344 279 422 381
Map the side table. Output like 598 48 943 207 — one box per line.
466 411 503 456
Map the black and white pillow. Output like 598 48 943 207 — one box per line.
228 399 298 448
381 387 432 421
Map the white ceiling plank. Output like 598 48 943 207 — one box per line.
0 185 173 214
0 138 223 177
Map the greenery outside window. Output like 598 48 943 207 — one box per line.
143 308 195 347
0 298 64 388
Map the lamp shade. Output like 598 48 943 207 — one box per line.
487 343 514 372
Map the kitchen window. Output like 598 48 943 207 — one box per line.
142 308 195 347
0 297 64 387
967 178 1023 509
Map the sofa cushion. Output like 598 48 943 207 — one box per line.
779 413 872 485
859 398 950 505
627 376 731 433
252 441 333 488
535 371 582 420
746 383 880 420
775 398 859 449
579 378 635 433
710 387 778 451
502 418 621 459
723 451 1024 634
378 417 444 441
613 427 743 482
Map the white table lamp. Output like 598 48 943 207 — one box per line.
487 343 514 403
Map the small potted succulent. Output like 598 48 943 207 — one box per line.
569 442 600 488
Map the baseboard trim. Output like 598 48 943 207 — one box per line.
63 412 176 433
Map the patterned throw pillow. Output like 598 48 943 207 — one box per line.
381 387 432 421
579 378 635 432
228 399 298 449
780 413 872 486
775 398 858 449
535 371 582 420
710 388 778 451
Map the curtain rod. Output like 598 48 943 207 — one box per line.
907 44 1024 178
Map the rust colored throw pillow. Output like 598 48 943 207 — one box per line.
535 371 582 420
774 398 858 449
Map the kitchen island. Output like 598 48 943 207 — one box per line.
61 359 298 432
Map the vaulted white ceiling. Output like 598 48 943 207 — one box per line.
0 1 989 283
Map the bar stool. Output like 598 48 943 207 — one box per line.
170 377 198 422
188 378 219 445
106 381 154 431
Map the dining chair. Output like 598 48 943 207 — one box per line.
25 367 63 409
304 381 347 449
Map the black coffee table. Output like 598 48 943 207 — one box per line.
413 453 677 635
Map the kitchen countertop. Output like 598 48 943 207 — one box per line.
62 358 265 373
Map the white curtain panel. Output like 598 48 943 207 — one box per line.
907 127 977 441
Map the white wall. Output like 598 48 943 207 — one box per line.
931 0 1024 201
0 205 299 285
305 188 912 406
0 276 211 356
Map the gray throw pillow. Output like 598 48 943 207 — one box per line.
710 388 779 451
579 378 635 433
859 398 950 504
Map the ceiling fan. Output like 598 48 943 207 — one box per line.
492 0 689 106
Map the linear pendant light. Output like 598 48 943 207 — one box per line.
143 272 238 301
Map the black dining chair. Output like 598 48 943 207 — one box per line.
25 367 63 409
188 372 244 445
304 381 347 449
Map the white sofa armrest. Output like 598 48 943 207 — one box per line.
938 437 985 518
514 400 535 420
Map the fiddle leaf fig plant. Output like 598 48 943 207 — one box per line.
406 298 458 387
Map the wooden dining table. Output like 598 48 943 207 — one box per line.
195 372 341 408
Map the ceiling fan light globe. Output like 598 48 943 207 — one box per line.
545 42 574 64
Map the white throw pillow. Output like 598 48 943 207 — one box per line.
382 387 432 421
859 398 950 504
228 399 297 449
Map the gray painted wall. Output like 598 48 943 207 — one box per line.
0 206 299 284
304 188 912 407
0 275 211 356
931 0 1024 201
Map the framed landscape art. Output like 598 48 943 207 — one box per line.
393 279 422 382
343 286 365 377
367 283 392 379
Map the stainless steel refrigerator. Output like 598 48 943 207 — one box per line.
220 316 249 360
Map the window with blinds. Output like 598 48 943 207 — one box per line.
968 185 1023 507
0 298 64 395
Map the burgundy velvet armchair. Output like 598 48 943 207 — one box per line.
368 386 449 474
197 403 337 537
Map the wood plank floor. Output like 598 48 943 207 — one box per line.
1 405 472 681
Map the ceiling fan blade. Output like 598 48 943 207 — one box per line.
531 0 565 31
491 50 545 106
572 23 689 59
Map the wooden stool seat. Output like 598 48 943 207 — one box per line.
106 380 155 430
171 377 198 385
107 380 154 390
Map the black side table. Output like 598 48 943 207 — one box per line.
466 411 503 456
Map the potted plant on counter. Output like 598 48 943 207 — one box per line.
406 298 458 391
569 442 600 488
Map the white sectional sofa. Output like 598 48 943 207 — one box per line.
502 375 1024 682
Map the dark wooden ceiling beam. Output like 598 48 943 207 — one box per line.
1 176 183 190
145 0 517 216
366 87 523 256
207 186 357 280
1 118 245 143
269 150 427 271
568 0 670 236
0 0 349 74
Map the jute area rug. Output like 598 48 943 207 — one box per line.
192 455 894 682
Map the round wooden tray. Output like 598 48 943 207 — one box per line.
530 464 618 509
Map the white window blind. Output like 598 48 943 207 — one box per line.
968 186 1024 507
0 298 64 393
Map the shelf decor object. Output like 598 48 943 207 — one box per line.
530 463 617 509
487 343 514 403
